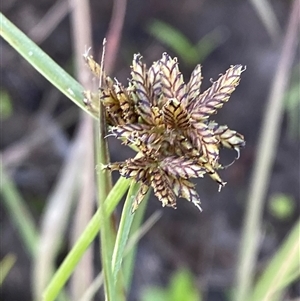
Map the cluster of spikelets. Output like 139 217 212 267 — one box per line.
83 51 245 212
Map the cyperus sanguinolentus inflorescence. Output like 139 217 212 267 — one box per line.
83 51 245 212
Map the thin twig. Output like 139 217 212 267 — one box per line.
32 124 87 301
249 0 281 42
69 116 94 301
68 0 94 299
103 0 127 73
29 0 69 44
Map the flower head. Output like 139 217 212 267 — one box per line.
84 52 245 212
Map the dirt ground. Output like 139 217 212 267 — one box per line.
1 0 299 300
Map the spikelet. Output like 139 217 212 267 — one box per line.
185 64 202 107
209 122 245 158
111 123 163 148
117 157 151 181
198 156 226 188
159 53 187 104
132 183 150 213
148 61 161 106
186 122 219 165
160 156 205 179
171 177 202 211
130 54 154 125
100 86 125 126
189 65 245 121
162 98 190 130
114 81 138 123
150 169 177 208
83 49 102 78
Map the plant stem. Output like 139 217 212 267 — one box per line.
123 192 151 290
112 182 139 282
43 177 130 301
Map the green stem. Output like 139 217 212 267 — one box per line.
112 182 139 282
96 52 115 299
43 177 130 301
97 154 115 301
123 191 150 290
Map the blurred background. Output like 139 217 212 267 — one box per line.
1 0 299 300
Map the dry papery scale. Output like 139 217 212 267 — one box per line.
83 51 245 213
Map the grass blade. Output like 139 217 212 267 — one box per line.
43 177 130 301
123 191 151 290
249 0 281 41
249 219 300 301
234 2 299 299
147 20 198 65
111 182 139 282
0 13 93 118
0 254 17 286
0 161 37 256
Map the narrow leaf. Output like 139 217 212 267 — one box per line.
0 13 92 117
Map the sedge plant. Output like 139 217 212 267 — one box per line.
1 10 299 301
